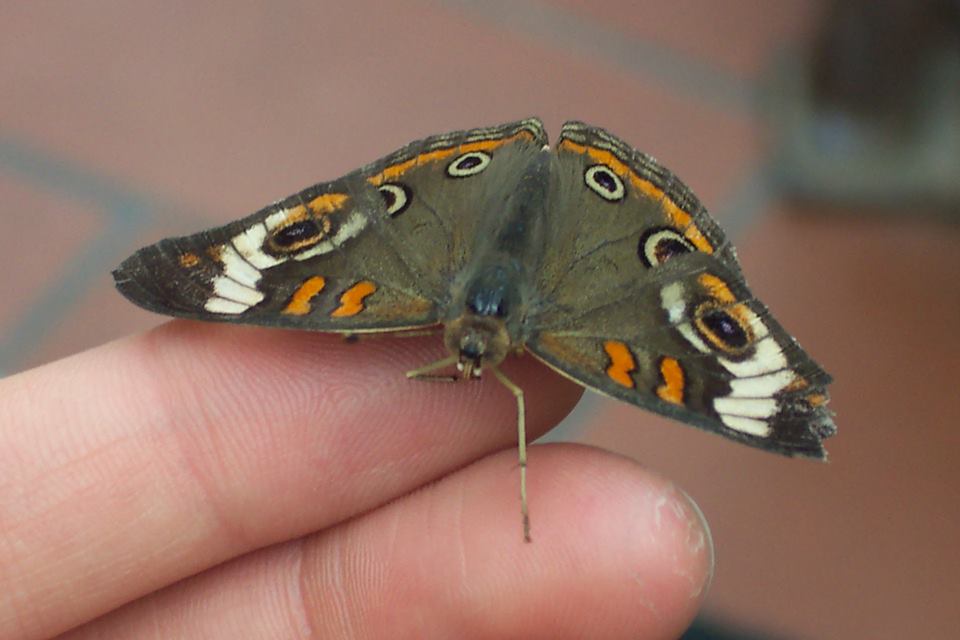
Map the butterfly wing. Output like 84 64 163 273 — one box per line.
528 122 835 457
114 118 548 333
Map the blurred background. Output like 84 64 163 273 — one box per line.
2 1 958 638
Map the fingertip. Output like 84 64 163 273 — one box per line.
1 320 583 639
120 319 584 536
68 443 714 639
144 319 582 439
512 444 714 636
309 442 713 639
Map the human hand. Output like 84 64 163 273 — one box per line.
0 321 712 639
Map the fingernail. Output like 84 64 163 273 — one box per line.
677 486 715 599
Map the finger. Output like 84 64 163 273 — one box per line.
63 444 713 640
0 321 581 640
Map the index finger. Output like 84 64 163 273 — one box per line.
0 320 582 639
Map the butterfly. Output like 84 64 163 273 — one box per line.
113 118 835 541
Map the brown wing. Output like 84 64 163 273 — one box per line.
114 118 548 333
527 122 834 457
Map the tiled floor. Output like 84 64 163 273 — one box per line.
2 2 958 638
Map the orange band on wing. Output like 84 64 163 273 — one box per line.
603 340 636 388
179 253 200 268
559 139 713 253
276 204 310 225
656 357 685 405
332 280 377 318
806 393 827 407
283 276 326 316
307 193 349 214
367 131 535 186
698 273 736 303
269 195 347 237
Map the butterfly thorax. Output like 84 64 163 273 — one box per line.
440 151 550 379
445 259 525 378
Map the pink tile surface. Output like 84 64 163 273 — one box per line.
2 1 956 637
1 1 758 218
549 0 821 78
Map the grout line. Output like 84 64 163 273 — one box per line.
440 0 755 115
0 204 149 374
713 164 775 239
0 134 202 375
0 135 200 228
0 136 157 223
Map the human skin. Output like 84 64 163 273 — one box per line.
0 321 713 639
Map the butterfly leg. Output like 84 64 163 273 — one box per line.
344 328 443 343
491 367 530 543
405 355 460 382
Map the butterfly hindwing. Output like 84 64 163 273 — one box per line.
114 118 548 333
527 122 834 457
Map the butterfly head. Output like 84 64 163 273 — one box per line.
444 314 511 379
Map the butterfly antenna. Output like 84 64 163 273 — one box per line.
491 366 530 542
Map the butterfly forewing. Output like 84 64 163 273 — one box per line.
114 119 548 334
357 118 547 302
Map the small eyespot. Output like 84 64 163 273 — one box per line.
584 164 625 201
378 183 412 216
447 151 491 177
638 227 696 267
694 304 752 353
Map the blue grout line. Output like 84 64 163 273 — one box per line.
0 136 158 223
713 164 775 239
0 202 149 374
441 0 755 115
0 135 182 374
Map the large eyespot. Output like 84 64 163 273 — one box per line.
584 164 625 201
447 151 491 177
694 303 752 353
270 218 332 253
378 183 412 216
638 227 696 267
